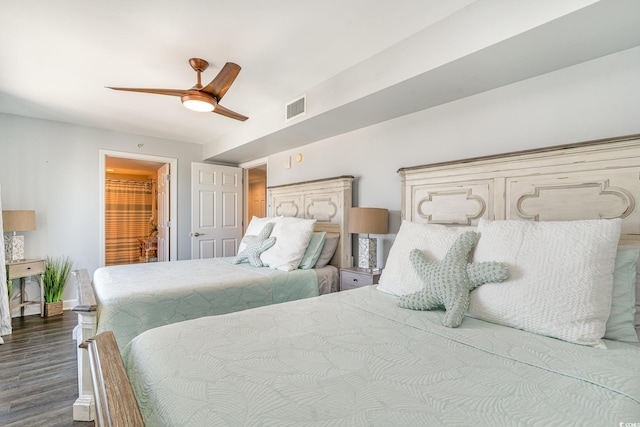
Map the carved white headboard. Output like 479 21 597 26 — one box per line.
268 175 354 268
399 135 640 243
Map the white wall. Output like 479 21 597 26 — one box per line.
267 46 640 265
0 115 203 312
2 45 639 310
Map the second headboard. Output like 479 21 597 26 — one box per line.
267 175 354 268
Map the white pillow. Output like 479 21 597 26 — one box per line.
238 216 280 253
377 221 475 296
634 248 640 342
260 217 317 271
636 271 640 343
469 218 622 347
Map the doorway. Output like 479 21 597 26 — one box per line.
247 165 267 220
99 150 178 266
242 160 268 233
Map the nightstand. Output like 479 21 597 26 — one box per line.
6 259 45 317
340 267 382 291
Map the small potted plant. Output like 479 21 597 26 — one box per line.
43 256 73 317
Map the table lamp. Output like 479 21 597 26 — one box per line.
349 207 388 270
2 210 36 263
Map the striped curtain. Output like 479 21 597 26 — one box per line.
105 179 154 266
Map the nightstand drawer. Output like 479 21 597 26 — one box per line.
340 268 381 291
7 259 45 280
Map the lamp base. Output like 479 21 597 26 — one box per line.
4 234 25 263
357 237 377 270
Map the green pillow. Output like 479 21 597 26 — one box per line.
298 232 326 270
398 231 509 328
604 248 639 342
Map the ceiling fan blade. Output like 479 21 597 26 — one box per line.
201 62 241 101
213 103 248 121
107 87 187 97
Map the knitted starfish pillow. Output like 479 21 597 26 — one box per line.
398 231 509 327
232 222 276 267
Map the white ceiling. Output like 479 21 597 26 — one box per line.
2 1 640 164
0 1 470 148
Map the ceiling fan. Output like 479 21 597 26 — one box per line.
107 58 248 121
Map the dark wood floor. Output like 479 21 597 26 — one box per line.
0 310 94 427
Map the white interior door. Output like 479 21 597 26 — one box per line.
191 163 243 259
156 164 170 261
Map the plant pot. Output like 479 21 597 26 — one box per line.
44 301 63 317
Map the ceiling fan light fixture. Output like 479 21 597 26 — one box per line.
109 59 246 120
181 93 215 112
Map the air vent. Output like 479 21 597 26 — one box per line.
285 95 306 121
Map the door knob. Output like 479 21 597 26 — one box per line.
190 232 205 237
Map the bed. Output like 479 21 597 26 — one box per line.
71 175 354 421
83 135 640 426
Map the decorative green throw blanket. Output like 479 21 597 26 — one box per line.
398 231 509 327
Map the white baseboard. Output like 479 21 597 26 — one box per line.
10 298 79 317
64 299 78 310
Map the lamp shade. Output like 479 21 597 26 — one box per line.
2 210 36 232
349 207 388 235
